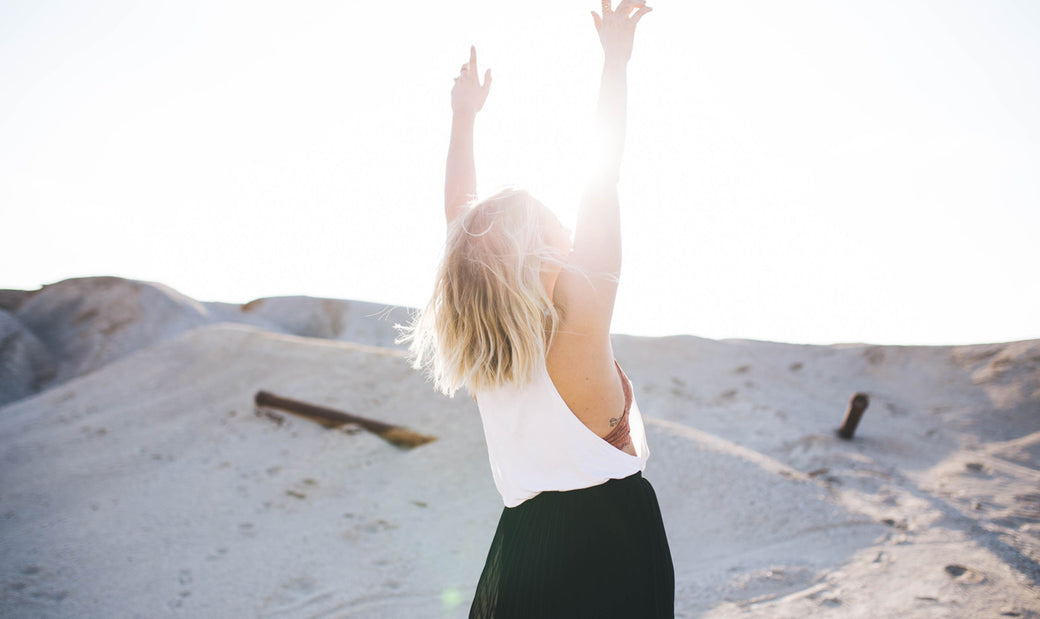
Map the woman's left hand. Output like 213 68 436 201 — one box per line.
451 46 492 116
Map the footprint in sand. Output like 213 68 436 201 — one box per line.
167 589 192 609
944 564 986 584
4 565 70 605
167 569 194 608
260 576 338 616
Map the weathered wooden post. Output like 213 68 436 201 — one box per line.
837 393 870 440
254 391 436 449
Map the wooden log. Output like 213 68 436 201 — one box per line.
254 391 436 449
837 392 870 440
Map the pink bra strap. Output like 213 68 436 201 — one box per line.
603 409 631 450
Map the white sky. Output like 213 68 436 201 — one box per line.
2 0 1038 345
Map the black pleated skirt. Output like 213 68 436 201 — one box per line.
469 472 674 618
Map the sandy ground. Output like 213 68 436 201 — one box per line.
1 277 1038 617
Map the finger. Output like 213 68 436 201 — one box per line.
631 5 652 23
461 63 469 74
483 69 492 94
601 0 611 14
469 45 478 73
615 0 644 17
591 10 602 31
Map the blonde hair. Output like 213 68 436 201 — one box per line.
401 188 565 397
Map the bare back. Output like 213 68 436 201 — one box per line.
546 234 635 456
546 335 635 456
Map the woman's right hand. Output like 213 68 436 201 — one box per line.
451 46 492 116
592 0 653 65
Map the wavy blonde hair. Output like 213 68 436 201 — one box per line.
402 187 565 397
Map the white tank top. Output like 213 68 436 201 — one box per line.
474 360 650 507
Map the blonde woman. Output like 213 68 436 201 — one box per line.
407 1 672 616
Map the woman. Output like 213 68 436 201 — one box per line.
406 1 673 616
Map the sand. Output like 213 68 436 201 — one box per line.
1 277 1037 617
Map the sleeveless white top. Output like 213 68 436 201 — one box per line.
475 361 650 507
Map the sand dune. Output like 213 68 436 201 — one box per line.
0 309 54 404
0 277 409 404
0 277 1037 617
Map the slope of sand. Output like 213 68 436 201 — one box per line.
0 279 1037 617
0 277 410 405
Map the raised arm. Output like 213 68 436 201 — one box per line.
545 1 652 451
555 0 651 334
444 46 492 226
589 0 650 190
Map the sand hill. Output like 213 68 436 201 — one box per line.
1 277 1037 617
